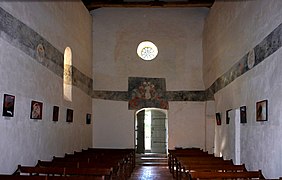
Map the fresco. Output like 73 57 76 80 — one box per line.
128 77 168 110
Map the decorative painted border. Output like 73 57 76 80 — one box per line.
0 6 93 96
0 6 281 102
206 22 282 100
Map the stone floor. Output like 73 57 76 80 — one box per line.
129 165 174 180
128 153 174 180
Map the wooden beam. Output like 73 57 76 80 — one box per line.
83 0 215 11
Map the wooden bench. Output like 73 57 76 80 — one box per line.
169 148 212 177
15 166 65 176
0 175 47 180
189 170 265 179
181 164 246 179
183 164 246 172
0 175 104 180
176 158 233 180
13 148 135 180
15 165 112 180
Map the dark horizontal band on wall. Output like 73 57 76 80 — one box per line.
92 90 129 101
90 90 208 101
0 6 93 97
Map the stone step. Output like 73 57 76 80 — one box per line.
136 153 167 158
140 157 168 162
138 162 168 166
136 153 169 167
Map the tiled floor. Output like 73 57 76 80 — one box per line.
129 165 174 180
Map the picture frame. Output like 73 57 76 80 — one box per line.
66 109 73 123
52 106 59 121
226 109 232 124
2 94 15 117
30 100 43 120
256 100 268 121
216 113 221 125
86 113 91 124
240 106 247 123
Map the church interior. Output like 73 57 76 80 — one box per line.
0 0 281 179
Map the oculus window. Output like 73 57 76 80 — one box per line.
137 41 158 61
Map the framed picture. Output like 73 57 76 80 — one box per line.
240 106 247 123
30 100 43 119
216 113 221 125
2 94 15 117
86 113 91 124
66 109 73 123
226 109 231 124
52 106 59 121
256 100 268 121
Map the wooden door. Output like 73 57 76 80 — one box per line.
150 110 167 154
136 110 145 154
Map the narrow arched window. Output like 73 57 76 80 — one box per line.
64 47 72 101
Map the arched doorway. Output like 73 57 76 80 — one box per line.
135 108 168 154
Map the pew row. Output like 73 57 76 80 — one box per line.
189 170 264 179
168 147 265 180
0 175 104 180
14 165 112 180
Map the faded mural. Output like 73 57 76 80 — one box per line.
128 77 169 110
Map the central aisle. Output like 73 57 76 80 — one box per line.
129 166 174 180
129 153 174 180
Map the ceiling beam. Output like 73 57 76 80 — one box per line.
83 0 215 11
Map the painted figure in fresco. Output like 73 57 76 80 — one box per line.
144 82 152 99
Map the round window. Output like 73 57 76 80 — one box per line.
137 41 158 61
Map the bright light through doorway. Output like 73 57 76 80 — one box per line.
144 110 151 150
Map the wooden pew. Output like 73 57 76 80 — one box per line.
15 165 64 176
62 148 134 179
37 161 79 168
0 175 104 180
15 165 112 180
181 164 246 179
183 164 246 172
189 170 265 179
76 148 135 176
47 177 104 180
169 148 210 177
0 175 47 180
176 159 234 180
64 167 112 180
14 148 134 180
61 151 133 178
48 157 124 179
38 160 123 180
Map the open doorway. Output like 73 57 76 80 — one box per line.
135 108 168 154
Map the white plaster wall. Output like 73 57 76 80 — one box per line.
0 2 92 174
204 0 282 178
0 1 92 77
205 101 215 153
214 49 282 178
168 102 206 149
214 109 240 163
92 99 134 148
92 8 208 91
203 0 282 87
